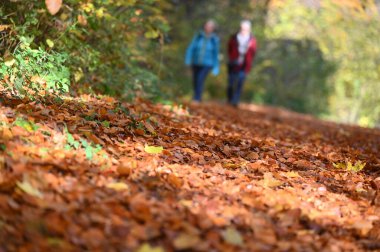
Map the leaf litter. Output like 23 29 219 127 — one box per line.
0 94 379 251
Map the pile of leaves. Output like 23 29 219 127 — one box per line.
0 93 380 251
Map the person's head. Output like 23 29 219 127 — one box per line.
240 20 252 35
204 19 216 34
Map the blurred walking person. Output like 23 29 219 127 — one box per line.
227 20 257 107
185 20 220 102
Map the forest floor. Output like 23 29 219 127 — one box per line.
0 94 380 252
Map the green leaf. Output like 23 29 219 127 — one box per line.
222 227 244 247
17 180 43 198
144 30 159 39
144 145 163 154
101 121 110 128
85 145 94 160
14 118 39 132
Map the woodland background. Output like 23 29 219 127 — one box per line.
1 0 380 127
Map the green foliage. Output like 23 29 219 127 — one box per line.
64 127 102 161
13 118 39 132
249 39 334 114
0 0 170 100
267 0 380 126
1 39 70 98
333 160 366 173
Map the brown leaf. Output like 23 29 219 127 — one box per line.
167 173 183 188
371 177 380 190
77 15 88 26
246 152 259 160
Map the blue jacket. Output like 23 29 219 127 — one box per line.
185 31 220 75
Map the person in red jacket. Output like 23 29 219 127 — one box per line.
227 20 257 107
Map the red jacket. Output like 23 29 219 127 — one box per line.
228 33 257 73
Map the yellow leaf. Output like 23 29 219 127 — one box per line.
284 171 300 178
0 25 10 32
4 55 15 67
17 181 43 198
222 227 244 246
45 0 62 15
259 172 283 188
173 233 201 250
144 30 159 39
46 39 54 48
137 243 164 252
106 182 129 191
144 145 163 154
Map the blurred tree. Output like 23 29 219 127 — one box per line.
267 0 380 126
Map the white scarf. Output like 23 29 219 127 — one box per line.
237 33 250 64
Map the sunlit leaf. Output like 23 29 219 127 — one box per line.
106 182 129 191
222 227 244 246
4 56 15 67
284 171 300 178
144 145 163 154
46 39 54 48
144 30 159 39
17 181 43 198
173 233 201 250
136 243 164 252
259 172 283 188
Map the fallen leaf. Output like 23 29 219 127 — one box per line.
17 180 43 198
247 152 259 160
222 227 244 246
137 243 164 252
106 182 129 191
173 233 201 250
259 172 283 188
284 171 300 178
144 145 163 154
352 220 373 236
167 173 183 188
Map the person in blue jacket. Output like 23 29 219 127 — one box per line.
185 20 220 102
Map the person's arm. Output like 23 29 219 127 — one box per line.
212 37 220 75
245 38 257 73
227 36 234 62
185 35 197 66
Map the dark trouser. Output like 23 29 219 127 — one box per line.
192 65 212 102
227 70 246 105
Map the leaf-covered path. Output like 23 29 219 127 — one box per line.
0 95 379 251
